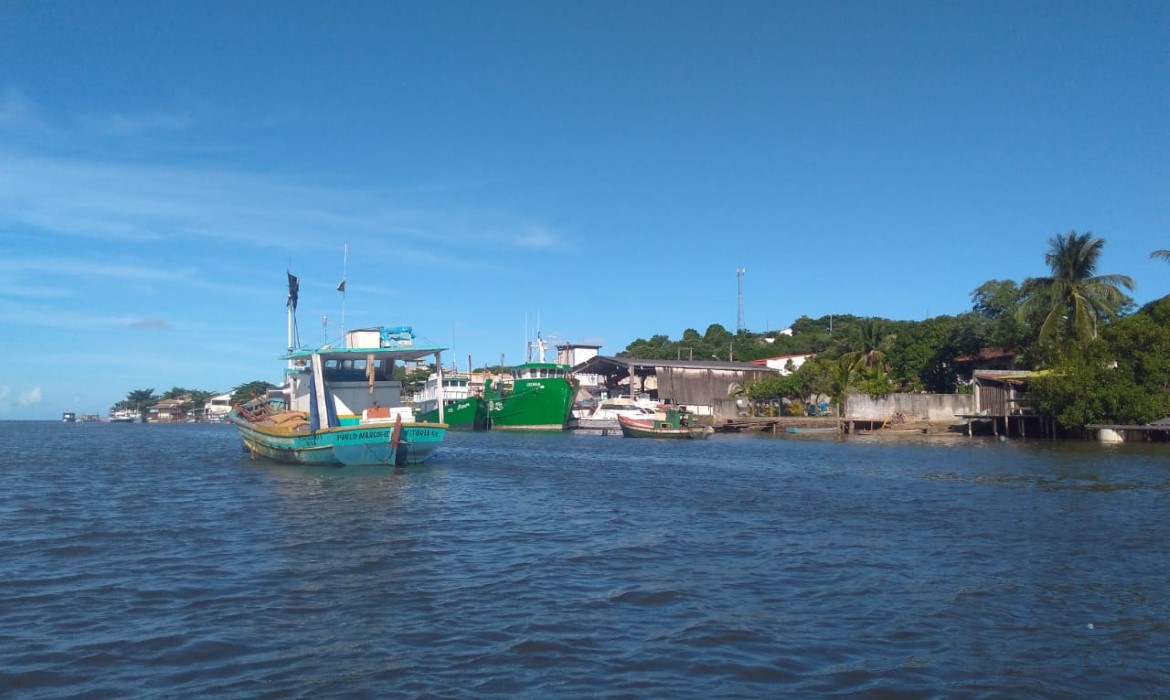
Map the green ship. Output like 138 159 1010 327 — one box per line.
483 336 577 431
415 373 488 430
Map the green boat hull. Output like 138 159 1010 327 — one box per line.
416 397 487 431
485 377 577 431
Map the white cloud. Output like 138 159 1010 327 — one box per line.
18 386 42 407
0 88 48 132
510 224 564 250
78 111 196 137
0 148 570 259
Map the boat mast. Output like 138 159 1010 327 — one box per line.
436 350 444 424
337 243 348 342
287 271 300 360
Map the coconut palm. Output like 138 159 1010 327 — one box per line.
841 317 892 371
1018 231 1134 346
1152 249 1170 262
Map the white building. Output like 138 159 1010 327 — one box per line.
556 342 603 394
204 392 233 422
750 353 815 375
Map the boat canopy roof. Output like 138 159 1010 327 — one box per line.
281 344 447 363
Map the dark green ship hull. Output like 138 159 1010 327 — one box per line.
416 397 487 431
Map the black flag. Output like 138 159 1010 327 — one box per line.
287 272 299 310
337 279 346 293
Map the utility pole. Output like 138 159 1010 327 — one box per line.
736 267 746 333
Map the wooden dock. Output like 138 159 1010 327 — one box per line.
716 416 841 434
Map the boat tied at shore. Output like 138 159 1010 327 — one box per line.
617 407 714 439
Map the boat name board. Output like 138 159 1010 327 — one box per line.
337 430 390 441
408 428 443 439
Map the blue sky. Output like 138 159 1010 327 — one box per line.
1 1 1166 419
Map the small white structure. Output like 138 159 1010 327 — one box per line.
205 393 233 422
751 353 815 376
557 342 603 392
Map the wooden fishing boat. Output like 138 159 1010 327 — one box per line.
230 274 448 467
785 425 840 434
617 408 713 439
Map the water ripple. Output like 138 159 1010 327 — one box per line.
1 423 1168 697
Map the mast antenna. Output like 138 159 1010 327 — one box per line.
736 267 746 333
337 243 348 341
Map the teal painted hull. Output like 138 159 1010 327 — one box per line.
232 411 446 466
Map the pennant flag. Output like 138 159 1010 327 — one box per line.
337 279 346 293
287 272 299 310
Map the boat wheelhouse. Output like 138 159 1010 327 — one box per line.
415 373 487 430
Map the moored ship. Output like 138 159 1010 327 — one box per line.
483 335 577 431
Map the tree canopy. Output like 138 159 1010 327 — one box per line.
617 231 1165 431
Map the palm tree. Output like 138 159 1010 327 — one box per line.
842 318 892 371
1018 231 1134 346
1152 249 1170 263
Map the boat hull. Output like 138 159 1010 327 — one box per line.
617 416 713 439
231 411 446 466
486 378 576 431
416 397 487 431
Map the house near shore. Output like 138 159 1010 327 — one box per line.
749 353 816 375
149 397 190 422
204 392 233 422
570 356 778 421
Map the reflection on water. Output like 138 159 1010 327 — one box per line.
1 421 1168 697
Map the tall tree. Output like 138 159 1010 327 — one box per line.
230 381 275 405
1017 231 1134 349
1151 249 1170 263
841 318 893 371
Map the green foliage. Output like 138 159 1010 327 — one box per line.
402 365 433 397
742 372 809 403
231 381 275 405
839 317 893 372
603 234 1165 432
971 280 1031 349
619 315 841 364
158 386 214 412
857 363 893 398
115 388 158 410
1017 231 1135 356
1028 297 1170 429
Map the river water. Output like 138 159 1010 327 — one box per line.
2 421 1168 698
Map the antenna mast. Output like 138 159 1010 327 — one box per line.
337 243 348 341
736 267 746 333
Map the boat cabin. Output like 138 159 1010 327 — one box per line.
280 326 447 427
510 363 571 381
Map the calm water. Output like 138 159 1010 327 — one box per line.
2 422 1168 698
